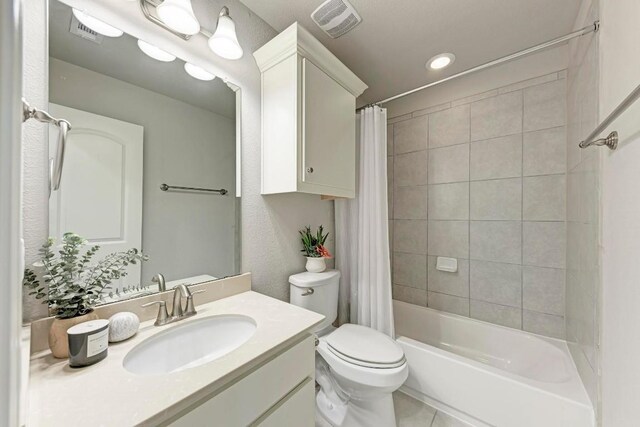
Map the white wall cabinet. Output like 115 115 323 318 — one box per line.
170 334 315 426
254 23 367 198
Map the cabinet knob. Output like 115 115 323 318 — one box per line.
307 167 314 173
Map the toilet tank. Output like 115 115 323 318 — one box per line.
289 270 340 333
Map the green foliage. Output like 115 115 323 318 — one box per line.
299 225 330 258
23 232 148 319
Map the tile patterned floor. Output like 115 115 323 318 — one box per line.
314 391 473 427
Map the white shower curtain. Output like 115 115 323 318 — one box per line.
335 105 394 337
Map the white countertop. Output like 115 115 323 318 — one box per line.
27 291 324 427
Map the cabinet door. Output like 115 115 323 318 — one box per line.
302 58 356 197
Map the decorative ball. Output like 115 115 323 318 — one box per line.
108 312 140 343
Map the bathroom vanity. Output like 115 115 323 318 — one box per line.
27 277 324 426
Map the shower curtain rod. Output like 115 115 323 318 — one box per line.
357 21 599 111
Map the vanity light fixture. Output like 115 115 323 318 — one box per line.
427 52 456 70
139 1 243 60
208 7 244 60
156 0 201 36
72 9 123 37
137 40 176 62
184 63 216 81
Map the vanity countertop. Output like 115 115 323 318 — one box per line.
27 291 324 427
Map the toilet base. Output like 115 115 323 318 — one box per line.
316 390 397 427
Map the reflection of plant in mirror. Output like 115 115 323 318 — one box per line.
299 225 332 258
23 232 148 319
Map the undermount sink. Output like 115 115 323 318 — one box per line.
123 315 256 375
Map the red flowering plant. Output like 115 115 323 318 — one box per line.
299 225 332 258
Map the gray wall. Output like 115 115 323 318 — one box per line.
388 71 568 339
49 58 238 284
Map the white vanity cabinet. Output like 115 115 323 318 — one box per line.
254 23 368 198
169 334 316 426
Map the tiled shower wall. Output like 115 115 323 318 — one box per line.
565 0 600 409
388 71 567 339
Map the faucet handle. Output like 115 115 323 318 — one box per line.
185 290 206 316
142 300 169 326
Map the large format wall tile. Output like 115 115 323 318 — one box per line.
428 220 469 259
470 178 522 220
393 252 427 289
523 127 566 176
523 79 567 132
470 91 523 141
394 150 428 187
393 285 427 306
428 292 470 316
470 221 522 264
470 300 522 329
470 134 522 181
523 221 566 268
394 186 428 219
394 220 428 254
470 260 522 307
428 182 469 220
523 175 566 221
523 310 565 339
428 144 469 184
523 266 565 316
394 115 428 154
429 104 470 148
389 71 568 340
428 256 470 297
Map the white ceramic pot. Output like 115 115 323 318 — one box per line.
305 257 326 273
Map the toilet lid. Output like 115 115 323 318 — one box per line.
326 324 405 368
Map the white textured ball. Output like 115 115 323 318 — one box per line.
108 312 140 343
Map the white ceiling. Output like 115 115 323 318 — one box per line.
50 0 236 118
239 0 582 106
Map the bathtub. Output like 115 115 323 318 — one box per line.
394 301 594 427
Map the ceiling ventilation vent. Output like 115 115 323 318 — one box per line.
311 0 362 39
69 14 104 44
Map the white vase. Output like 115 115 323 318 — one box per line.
305 257 326 273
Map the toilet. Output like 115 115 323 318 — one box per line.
289 270 408 427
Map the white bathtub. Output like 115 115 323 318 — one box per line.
394 301 594 427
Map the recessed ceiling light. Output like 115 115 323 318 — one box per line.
137 40 176 62
72 9 123 38
427 53 456 70
184 63 216 81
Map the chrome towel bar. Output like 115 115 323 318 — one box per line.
579 82 640 150
160 183 228 195
22 98 71 193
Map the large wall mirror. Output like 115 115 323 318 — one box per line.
44 0 241 306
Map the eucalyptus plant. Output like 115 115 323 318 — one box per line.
23 232 148 319
299 225 332 258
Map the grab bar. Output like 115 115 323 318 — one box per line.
579 82 640 150
22 98 72 192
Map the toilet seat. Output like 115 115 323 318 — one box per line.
316 324 409 389
325 324 406 369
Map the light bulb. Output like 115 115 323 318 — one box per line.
208 7 243 60
157 0 200 36
137 40 176 62
72 9 123 38
184 63 216 81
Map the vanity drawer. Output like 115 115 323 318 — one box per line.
253 377 315 427
169 334 315 426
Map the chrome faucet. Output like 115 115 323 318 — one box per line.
142 284 205 326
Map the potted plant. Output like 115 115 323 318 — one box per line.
299 225 332 273
23 232 147 358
